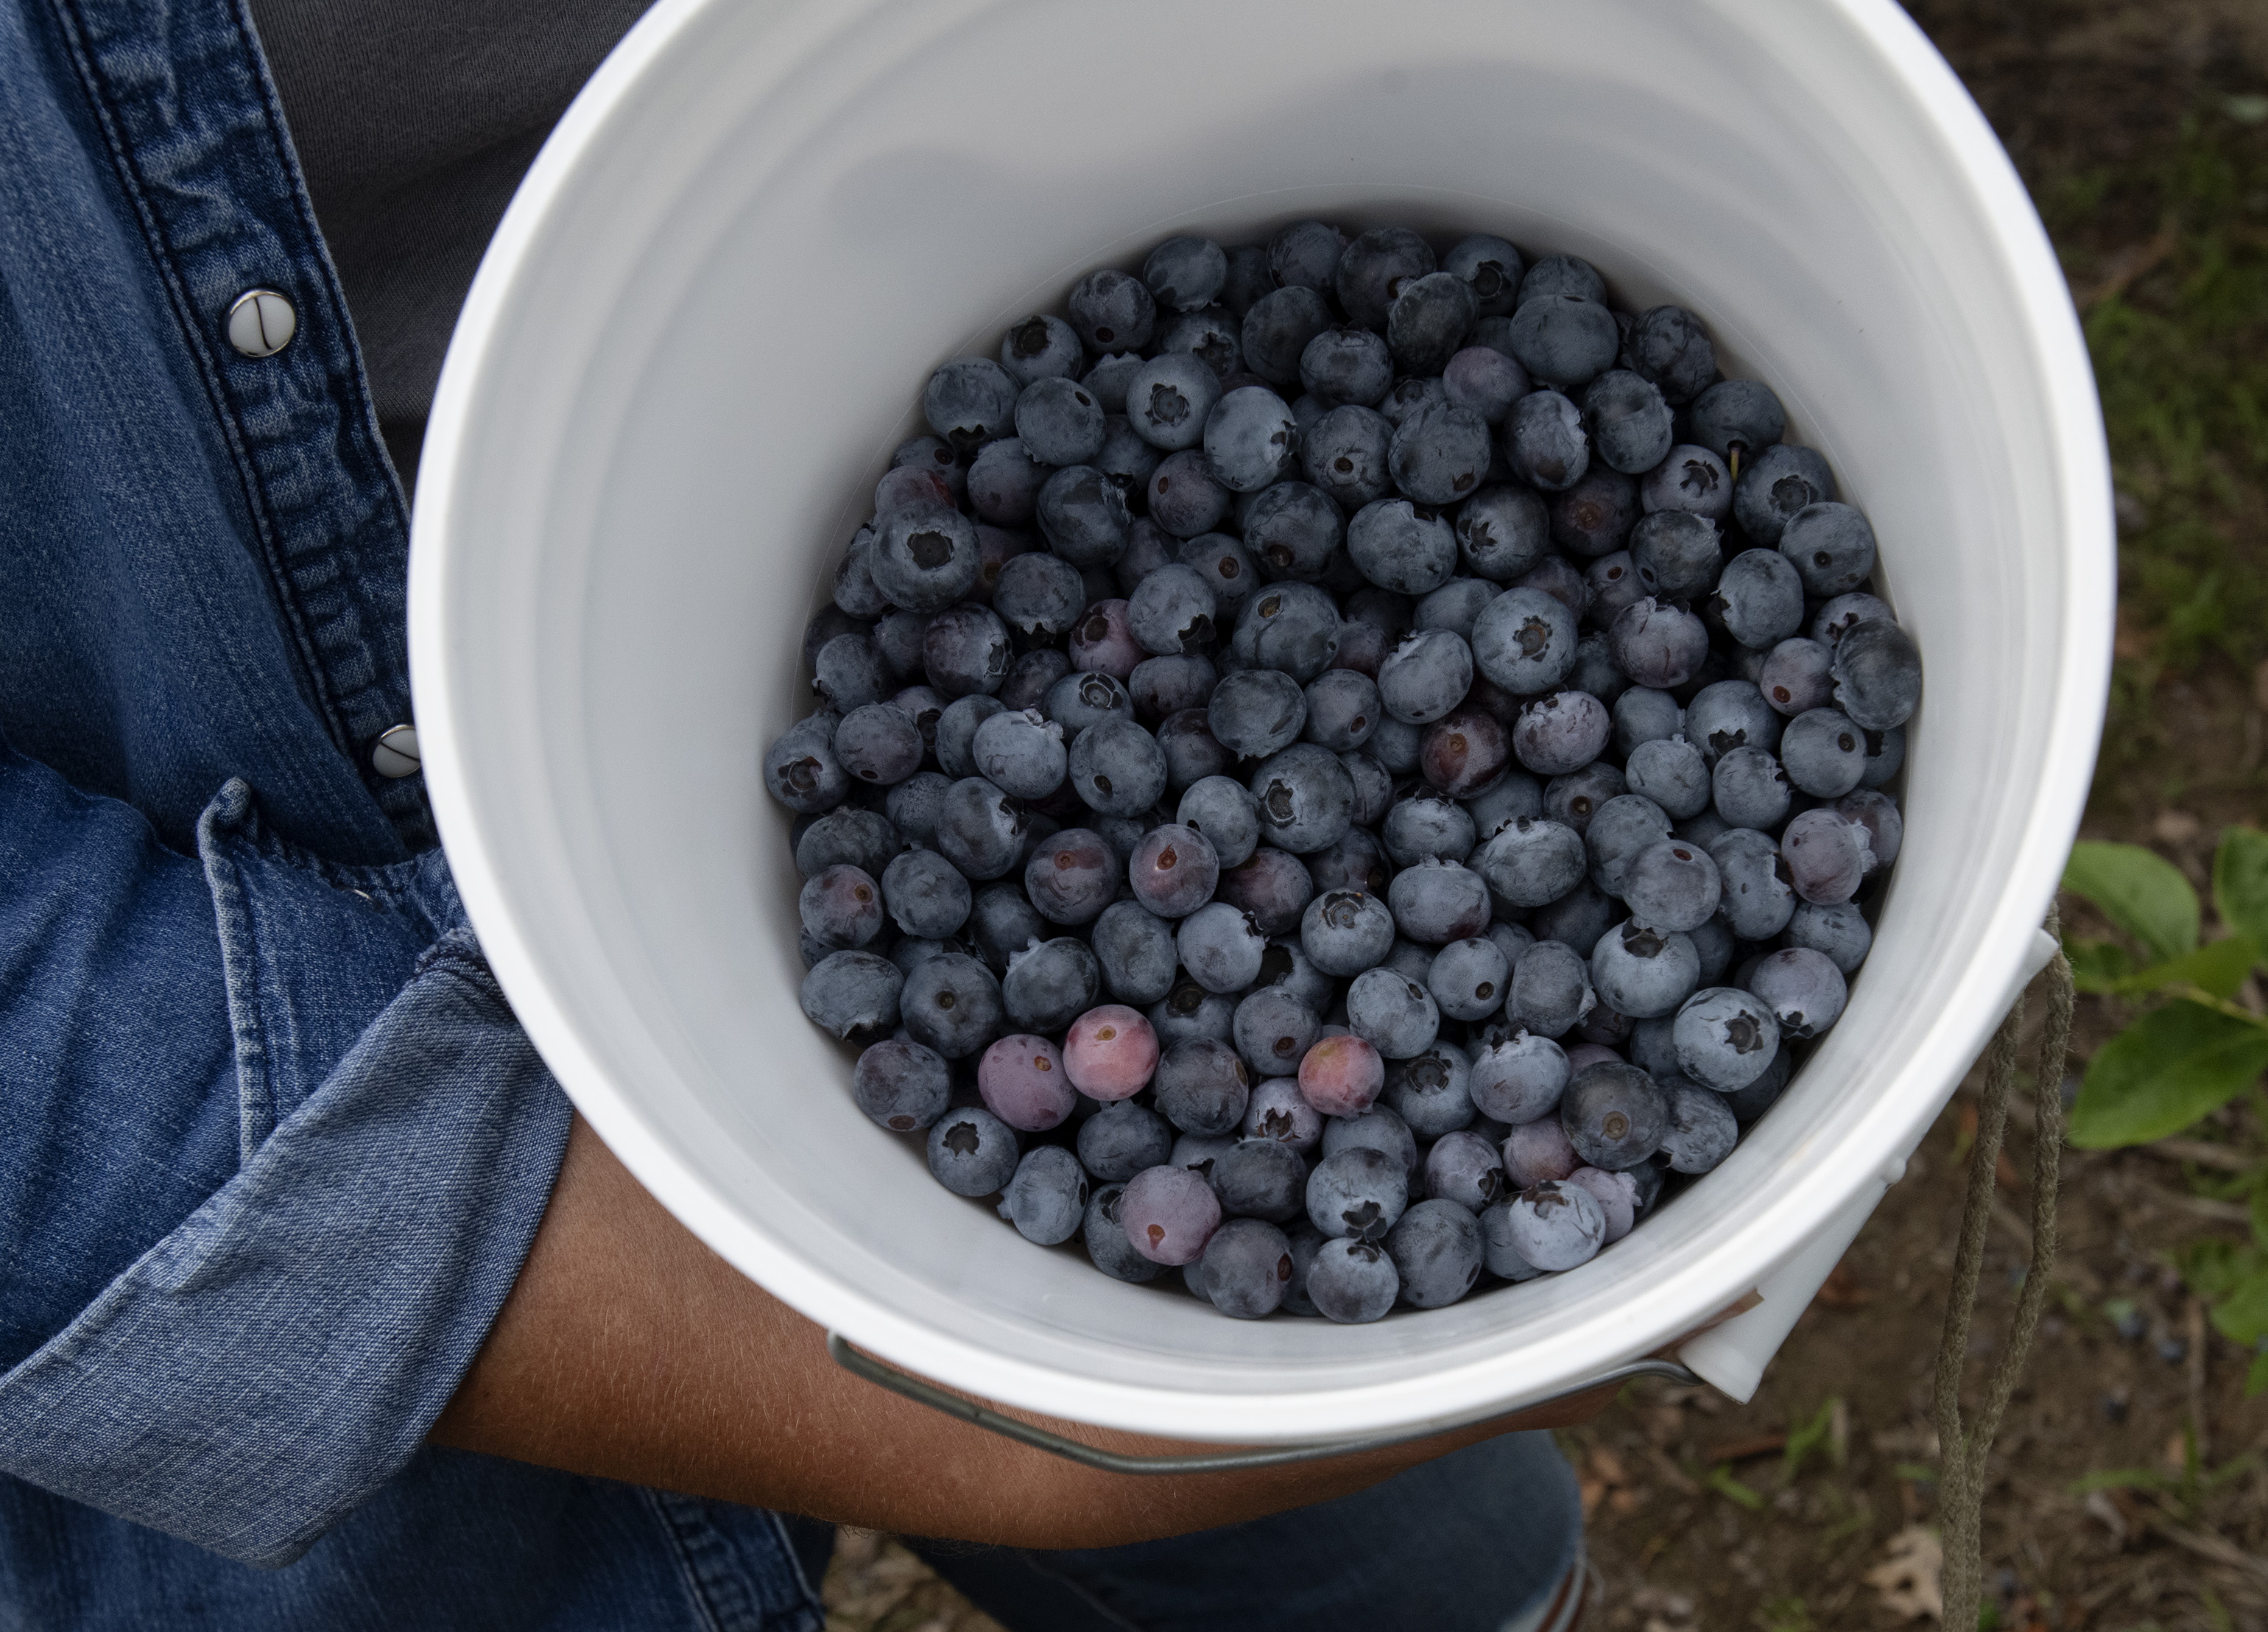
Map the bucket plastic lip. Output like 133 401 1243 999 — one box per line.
411 0 2112 1443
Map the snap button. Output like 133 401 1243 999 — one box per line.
226 289 297 357
372 723 421 778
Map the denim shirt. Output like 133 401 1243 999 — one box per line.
0 0 820 1624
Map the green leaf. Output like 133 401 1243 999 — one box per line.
2070 1465 2172 1495
2066 938 2141 991
2214 829 2268 950
2182 1239 2256 1297
2254 1191 2268 1254
2064 842 2200 962
2249 1349 2268 1399
2100 935 2263 999
2208 1265 2268 1346
2067 1001 2268 1147
1704 1465 1764 1510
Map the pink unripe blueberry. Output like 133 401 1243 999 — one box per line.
1063 1005 1160 1100
1120 1164 1222 1265
1297 1033 1385 1117
977 1034 1076 1131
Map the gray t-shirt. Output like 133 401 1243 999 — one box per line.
248 0 654 495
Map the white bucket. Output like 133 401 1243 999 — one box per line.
410 0 2112 1443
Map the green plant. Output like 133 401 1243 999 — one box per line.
2063 829 2268 1384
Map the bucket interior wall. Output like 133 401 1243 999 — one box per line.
415 0 2107 1441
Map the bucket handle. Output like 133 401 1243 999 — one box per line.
825 1331 1698 1475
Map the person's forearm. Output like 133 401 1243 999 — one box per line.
431 1114 1606 1549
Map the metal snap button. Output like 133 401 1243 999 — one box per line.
226 289 297 357
372 723 421 778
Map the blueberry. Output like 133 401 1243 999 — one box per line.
1501 1116 1582 1189
999 312 1083 386
1299 887 1395 977
901 952 1004 1060
1785 898 1873 974
878 847 968 938
1300 404 1395 510
1559 1061 1669 1170
1640 444 1734 521
1624 306 1715 404
918 609 1009 702
812 632 892 711
1621 512 1715 608
1292 669 1379 754
1758 638 1835 719
1776 502 1876 599
935 776 1027 880
1420 707 1512 800
1655 1083 1739 1174
1582 370 1674 476
848 1038 951 1136
1081 351 1147 415
1175 775 1261 870
1321 1105 1418 1179
1196 1217 1295 1318
1829 618 1922 731
1034 465 1131 569
1346 499 1457 599
1267 219 1348 293
1719 1044 1792 1123
1620 838 1722 934
1508 294 1619 389
1149 1036 1252 1139
1468 584 1579 697
1543 763 1624 835
1177 900 1269 993
1142 234 1230 314
1013 375 1107 467
800 946 905 1041
1859 724 1904 790
1240 286 1335 390
1549 468 1641 560
1506 1179 1605 1270
1462 770 1544 843
977 1031 1077 1130
1066 717 1168 817
1074 1100 1173 1184
971 708 1066 801
1835 787 1904 871
991 550 1087 641
1381 791 1476 869
1247 743 1356 854
1370 628 1471 725
1094 413 1164 499
1672 985 1781 1092
1387 401 1493 507
1778 708 1868 798
1423 1128 1507 1212
1202 384 1303 493
1129 653 1218 721
1083 901 1174 1008
965 437 1052 528
1750 946 1849 1040
1504 388 1590 491
1332 225 1435 328
1512 690 1611 777
1512 555 1591 622
1216 1136 1310 1223
1710 745 1792 832
1300 326 1395 407
1384 270 1479 377
1618 740 1705 824
1468 1030 1569 1123
1042 669 1135 740
1607 598 1710 691
1421 233 1519 319
1346 967 1442 1059
1154 708 1231 790
1242 481 1345 583
1120 1163 1224 1265
964 881 1046 974
1377 374 1448 429
1590 921 1700 1019
1120 564 1216 660
1385 1041 1476 1137
1122 351 1223 454
1710 548 1807 650
1065 267 1156 356
1216 846 1317 937
1439 346 1529 427
1688 378 1786 471
1307 1236 1401 1323
1732 442 1836 545
1479 1203 1543 1281
926 1105 1021 1197
998 1145 1091 1245
1586 794 1674 897
1386 857 1492 945
1707 826 1797 941
1206 667 1305 760
766 723 851 816
1007 940 1105 1037
1150 977 1238 1049
1473 815 1586 911
1781 807 1870 905
1515 253 1606 308
1231 581 1343 680
871 611 932 683
923 357 1020 452
1016 827 1112 925
1083 1183 1167 1282
1683 679 1783 767
1368 714 1422 775
795 806 902 881
1506 938 1595 1040
1384 1198 1484 1307
1147 450 1235 539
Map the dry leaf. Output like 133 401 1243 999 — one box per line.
1864 1524 1945 1621
1817 1261 1873 1309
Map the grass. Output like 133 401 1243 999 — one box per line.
2044 99 2268 786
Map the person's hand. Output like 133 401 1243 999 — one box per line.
432 1114 1613 1550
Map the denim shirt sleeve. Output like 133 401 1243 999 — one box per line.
0 748 572 1567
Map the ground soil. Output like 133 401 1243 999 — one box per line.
813 5 2268 1628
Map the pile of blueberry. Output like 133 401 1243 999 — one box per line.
767 222 1919 1323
